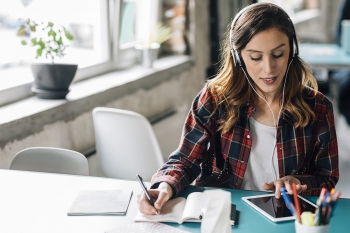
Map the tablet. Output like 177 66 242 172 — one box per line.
242 193 317 222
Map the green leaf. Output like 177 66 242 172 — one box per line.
31 37 38 45
21 40 27 45
30 25 36 32
17 26 27 36
57 37 63 45
63 28 74 40
154 23 172 44
48 29 56 38
47 22 54 27
38 39 46 49
36 48 43 57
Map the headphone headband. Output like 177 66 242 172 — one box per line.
230 3 299 67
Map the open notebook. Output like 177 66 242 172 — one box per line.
135 192 236 225
67 190 132 216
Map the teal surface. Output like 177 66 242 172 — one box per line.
163 186 350 233
299 43 350 67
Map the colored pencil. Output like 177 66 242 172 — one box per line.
292 183 301 222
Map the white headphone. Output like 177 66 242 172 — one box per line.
230 3 299 68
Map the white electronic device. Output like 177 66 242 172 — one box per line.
242 193 317 222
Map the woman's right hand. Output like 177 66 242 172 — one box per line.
137 182 173 215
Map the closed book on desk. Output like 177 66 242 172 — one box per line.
68 190 132 216
134 192 235 225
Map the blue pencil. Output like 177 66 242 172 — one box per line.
280 188 296 216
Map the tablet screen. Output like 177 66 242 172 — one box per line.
245 194 317 219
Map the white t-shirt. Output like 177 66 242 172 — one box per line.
241 117 279 191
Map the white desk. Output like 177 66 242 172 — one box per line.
0 169 141 233
2 169 350 233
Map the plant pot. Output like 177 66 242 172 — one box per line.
31 63 78 99
134 43 160 68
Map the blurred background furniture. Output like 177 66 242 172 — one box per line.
299 43 350 125
9 147 89 176
300 0 350 125
92 107 164 181
335 0 350 46
299 43 350 70
334 0 350 126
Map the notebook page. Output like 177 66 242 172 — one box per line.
181 192 203 222
67 190 132 215
134 197 186 224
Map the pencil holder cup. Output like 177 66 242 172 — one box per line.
295 220 329 233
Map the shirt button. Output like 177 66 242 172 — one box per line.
247 135 250 138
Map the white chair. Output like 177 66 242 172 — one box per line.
9 147 89 176
92 107 164 181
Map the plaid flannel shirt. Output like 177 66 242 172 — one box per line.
151 85 339 197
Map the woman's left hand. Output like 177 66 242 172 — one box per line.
262 176 307 198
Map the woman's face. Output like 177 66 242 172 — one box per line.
241 28 290 97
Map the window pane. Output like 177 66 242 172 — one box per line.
0 0 108 71
119 0 158 49
119 0 136 45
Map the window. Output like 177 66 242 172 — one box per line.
0 0 159 106
0 0 109 72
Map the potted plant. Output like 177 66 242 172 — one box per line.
17 19 76 99
134 23 172 68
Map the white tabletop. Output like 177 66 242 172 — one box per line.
0 169 142 233
3 169 350 233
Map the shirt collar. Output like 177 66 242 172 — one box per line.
242 100 255 118
243 100 295 126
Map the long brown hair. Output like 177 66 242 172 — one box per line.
208 3 318 133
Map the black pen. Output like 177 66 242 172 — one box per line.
136 174 159 215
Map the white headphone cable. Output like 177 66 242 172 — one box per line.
241 58 294 181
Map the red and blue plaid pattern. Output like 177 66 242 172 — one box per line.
151 85 339 197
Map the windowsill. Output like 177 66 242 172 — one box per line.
0 55 192 139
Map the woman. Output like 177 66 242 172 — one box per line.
138 2 339 215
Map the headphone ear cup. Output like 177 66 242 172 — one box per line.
289 36 299 59
231 49 237 66
294 35 299 57
234 50 242 67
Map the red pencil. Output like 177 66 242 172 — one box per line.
292 183 301 221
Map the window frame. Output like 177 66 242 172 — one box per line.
0 0 160 106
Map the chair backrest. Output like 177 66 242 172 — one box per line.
92 107 164 181
9 147 89 176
